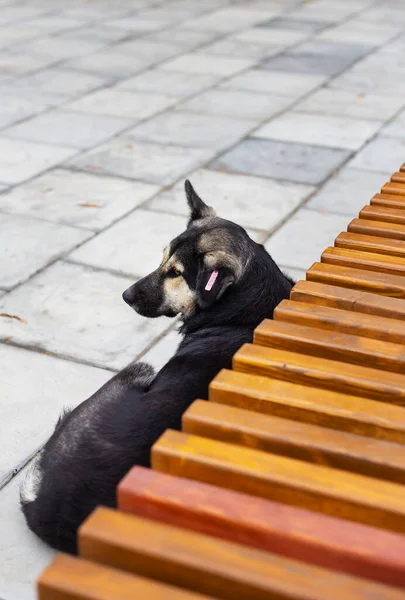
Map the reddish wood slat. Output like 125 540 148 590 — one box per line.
348 218 405 240
400 163 405 173
360 205 405 225
382 181 405 196
321 246 405 276
371 193 405 209
335 232 405 258
290 280 405 320
118 466 405 588
391 172 405 184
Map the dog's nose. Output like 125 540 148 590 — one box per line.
122 287 134 305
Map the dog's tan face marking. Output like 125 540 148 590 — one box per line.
158 250 197 317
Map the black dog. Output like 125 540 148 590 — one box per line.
20 181 294 553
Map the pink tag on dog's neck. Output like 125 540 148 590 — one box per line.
205 270 218 291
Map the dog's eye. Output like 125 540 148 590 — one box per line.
167 267 181 278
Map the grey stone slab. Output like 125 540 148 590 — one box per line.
317 19 402 46
9 35 106 61
147 168 313 231
0 169 159 231
4 109 131 150
0 52 54 78
0 24 47 49
349 136 405 173
278 266 308 283
161 53 256 77
381 110 405 140
331 68 405 97
70 209 188 278
233 26 309 47
221 69 326 98
22 14 89 33
8 67 108 100
69 137 211 186
107 16 167 32
210 138 350 185
259 17 332 31
184 7 275 33
118 68 219 98
113 39 183 63
65 50 150 79
67 88 179 121
0 261 173 371
0 212 90 290
198 37 283 60
255 112 382 151
0 137 77 185
0 92 51 131
289 39 374 59
0 344 111 483
141 328 181 371
128 110 255 150
146 27 219 51
265 208 350 271
307 167 391 216
59 24 132 43
178 89 292 122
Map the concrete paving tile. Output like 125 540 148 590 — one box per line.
118 68 219 97
0 169 159 231
147 168 313 231
259 17 332 32
0 344 112 483
21 14 89 33
9 35 106 61
210 138 350 185
70 209 188 278
359 5 405 25
221 69 326 98
184 7 275 32
4 109 131 150
296 88 405 122
265 208 350 270
317 18 402 46
381 109 405 140
113 39 183 63
0 5 48 26
0 92 51 131
0 261 173 371
128 110 255 150
349 136 405 173
178 89 292 121
8 67 108 100
0 470 55 600
278 266 308 283
141 328 181 371
0 25 46 49
65 50 150 79
69 137 211 186
255 112 382 151
234 26 310 46
67 88 179 121
146 27 219 50
0 52 54 78
307 167 391 216
0 213 89 290
59 24 132 43
161 53 256 77
107 16 167 32
0 137 77 185
197 37 283 60
330 64 405 97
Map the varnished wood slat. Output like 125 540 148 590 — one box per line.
391 172 405 184
348 218 405 240
38 554 211 600
152 430 405 535
322 246 405 276
210 370 405 444
335 232 405 258
183 400 405 483
290 280 405 320
80 507 405 600
234 343 405 405
371 193 405 209
118 466 405 588
401 163 405 173
382 181 405 196
307 262 405 298
360 205 405 225
274 299 405 345
255 319 405 374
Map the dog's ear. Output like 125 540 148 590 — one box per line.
185 180 216 223
195 257 236 309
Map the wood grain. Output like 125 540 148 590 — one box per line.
210 369 405 443
382 181 405 196
348 218 405 240
391 172 405 184
274 299 405 345
307 262 405 298
335 231 405 258
360 205 405 225
182 400 405 483
152 430 405 534
371 193 405 209
290 280 405 320
38 554 211 600
254 318 405 374
234 343 405 405
118 466 405 588
322 246 405 276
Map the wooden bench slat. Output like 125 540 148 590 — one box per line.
118 466 405 588
307 262 405 298
322 246 405 276
152 431 405 535
348 218 405 240
290 280 405 320
38 554 211 600
209 370 405 444
371 193 405 209
391 172 405 184
274 299 405 345
80 508 405 600
254 319 405 374
234 343 405 405
182 400 405 483
401 163 405 173
335 232 405 258
382 181 405 196
360 205 405 225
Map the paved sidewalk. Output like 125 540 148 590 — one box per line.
1 0 405 597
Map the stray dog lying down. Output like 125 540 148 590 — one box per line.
20 181 294 553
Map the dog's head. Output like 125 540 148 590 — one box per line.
122 180 254 319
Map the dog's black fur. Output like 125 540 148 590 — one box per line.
20 181 294 553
